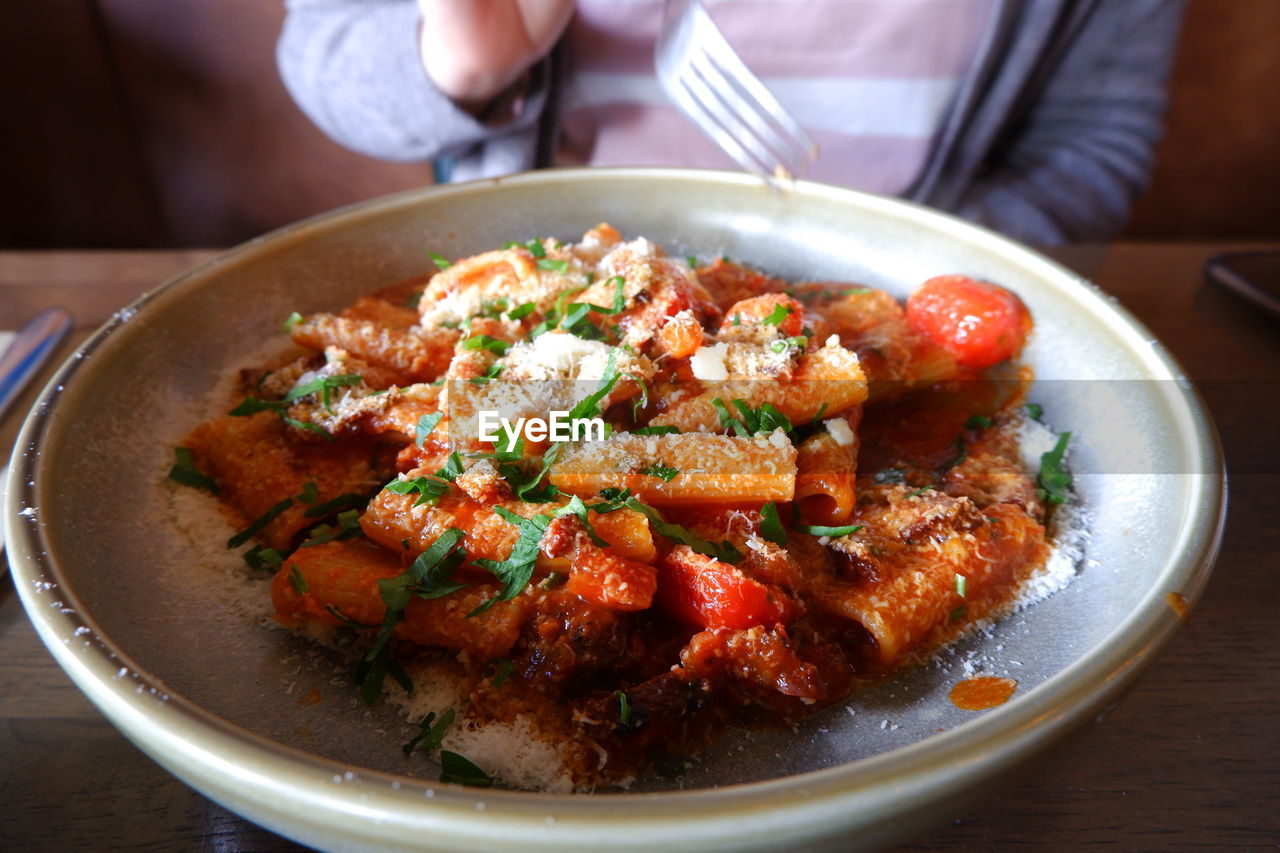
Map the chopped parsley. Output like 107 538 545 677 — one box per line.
427 251 451 270
504 238 546 258
505 301 537 321
566 350 621 421
230 373 362 418
434 452 465 482
439 750 493 787
686 255 698 268
759 502 788 546
537 258 570 274
227 497 293 548
244 545 284 572
168 447 219 493
403 708 455 756
798 522 863 538
379 528 469 609
468 363 505 385
487 657 514 687
461 334 511 355
1036 432 1072 505
299 509 364 547
633 425 680 436
470 508 549 614
594 492 740 563
761 303 795 326
1025 403 1043 421
769 335 808 353
965 414 994 430
712 397 793 437
640 463 679 482
384 474 450 507
359 528 468 704
616 690 632 728
415 412 444 448
503 442 564 503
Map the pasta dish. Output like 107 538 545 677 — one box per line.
172 224 1069 789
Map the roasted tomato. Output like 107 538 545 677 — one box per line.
906 275 1031 369
658 546 797 630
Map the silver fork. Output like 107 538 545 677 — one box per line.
655 0 817 181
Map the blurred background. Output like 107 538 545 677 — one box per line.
4 0 1278 249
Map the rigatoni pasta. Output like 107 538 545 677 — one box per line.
177 224 1060 790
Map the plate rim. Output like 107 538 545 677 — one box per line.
4 167 1227 849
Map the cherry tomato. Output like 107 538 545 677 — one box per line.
906 275 1031 369
658 549 796 630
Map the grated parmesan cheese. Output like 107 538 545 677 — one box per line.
689 342 729 381
825 418 856 447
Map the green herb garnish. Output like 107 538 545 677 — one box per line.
487 658 514 687
537 258 570 274
633 425 680 436
300 509 364 547
288 565 309 594
470 508 549 613
616 690 632 728
404 708 455 756
769 336 808 353
468 363 505 385
759 502 788 546
461 334 511 355
168 447 219 493
415 412 444 448
712 397 793 437
965 414 994 430
797 522 863 538
1036 432 1072 505
384 474 450 507
428 251 451 270
282 311 304 332
227 497 293 548
761 304 794 326
244 545 284 572
439 750 493 787
640 463 679 482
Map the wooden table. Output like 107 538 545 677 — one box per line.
2 245 1277 851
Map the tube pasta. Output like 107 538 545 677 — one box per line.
179 225 1053 789
794 429 858 525
549 433 798 505
360 482 657 566
291 314 457 382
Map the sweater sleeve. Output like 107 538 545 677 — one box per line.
955 0 1185 245
276 0 549 163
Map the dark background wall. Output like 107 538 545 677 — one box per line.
3 0 1277 249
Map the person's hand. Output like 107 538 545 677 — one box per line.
417 0 574 111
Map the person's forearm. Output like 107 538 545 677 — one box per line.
417 0 573 109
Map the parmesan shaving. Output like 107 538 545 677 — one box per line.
689 342 729 381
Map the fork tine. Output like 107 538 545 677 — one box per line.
656 0 816 180
687 49 810 175
668 71 773 177
685 1 815 165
